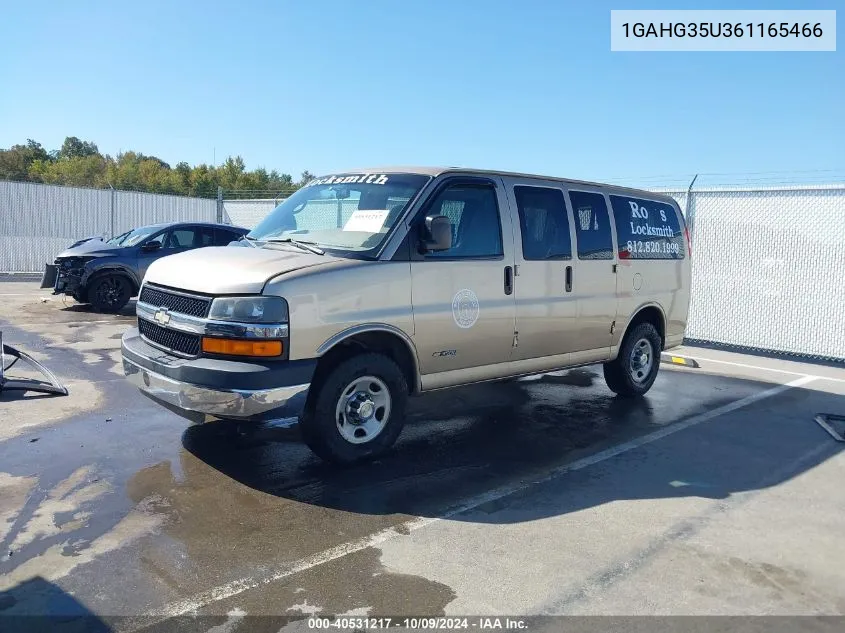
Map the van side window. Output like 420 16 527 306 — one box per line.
514 186 571 260
610 195 685 260
424 185 503 259
568 190 613 260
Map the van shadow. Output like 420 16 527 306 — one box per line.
174 367 844 523
0 576 112 633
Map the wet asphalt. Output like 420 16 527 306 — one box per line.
1 282 844 630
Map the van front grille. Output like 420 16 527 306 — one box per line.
138 319 201 357
139 285 211 318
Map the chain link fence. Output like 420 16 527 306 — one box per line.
660 184 845 362
2 179 844 362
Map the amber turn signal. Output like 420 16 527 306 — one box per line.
201 337 283 357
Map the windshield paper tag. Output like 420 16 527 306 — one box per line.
305 174 389 187
343 210 390 232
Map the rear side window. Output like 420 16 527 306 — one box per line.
610 195 685 260
214 228 240 246
568 191 613 260
199 227 215 246
514 186 571 260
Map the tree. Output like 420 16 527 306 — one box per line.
270 170 294 190
0 139 52 181
30 154 107 187
219 156 247 189
188 164 218 197
171 161 192 194
59 136 99 160
1 136 311 197
298 170 315 186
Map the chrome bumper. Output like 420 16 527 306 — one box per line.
123 357 309 420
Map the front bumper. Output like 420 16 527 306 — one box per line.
44 262 85 295
121 327 315 422
40 263 58 289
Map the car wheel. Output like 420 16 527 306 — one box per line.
299 353 408 465
89 274 132 313
72 291 89 304
603 322 662 397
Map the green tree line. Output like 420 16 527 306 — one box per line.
0 137 313 198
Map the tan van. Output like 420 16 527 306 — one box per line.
121 167 691 463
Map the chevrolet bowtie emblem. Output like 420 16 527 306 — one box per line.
153 308 171 326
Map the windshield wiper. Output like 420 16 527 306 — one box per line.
239 235 259 248
263 237 325 255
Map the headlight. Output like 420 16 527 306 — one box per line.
59 257 91 269
208 296 288 323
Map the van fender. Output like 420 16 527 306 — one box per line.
316 323 422 392
612 301 667 359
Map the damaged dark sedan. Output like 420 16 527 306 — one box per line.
41 221 249 312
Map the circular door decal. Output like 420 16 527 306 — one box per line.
452 289 480 329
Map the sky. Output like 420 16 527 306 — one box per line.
1 0 842 188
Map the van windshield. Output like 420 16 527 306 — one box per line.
248 173 430 254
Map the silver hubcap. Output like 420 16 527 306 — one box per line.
629 338 654 383
335 375 391 444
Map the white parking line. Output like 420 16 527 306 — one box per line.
667 353 845 383
135 374 815 622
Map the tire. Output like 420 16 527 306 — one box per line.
300 353 408 465
603 322 662 398
72 291 89 304
89 274 132 313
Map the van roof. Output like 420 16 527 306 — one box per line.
346 166 680 205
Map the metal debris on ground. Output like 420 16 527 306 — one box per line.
0 330 69 397
814 414 845 442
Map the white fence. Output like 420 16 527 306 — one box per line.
2 179 844 361
662 184 845 361
0 181 216 273
222 199 280 230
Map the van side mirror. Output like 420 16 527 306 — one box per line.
421 215 452 252
141 241 162 253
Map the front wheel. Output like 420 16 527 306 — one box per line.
89 274 132 313
300 353 408 464
603 322 662 397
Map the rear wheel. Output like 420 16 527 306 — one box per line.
603 322 662 397
89 274 132 313
300 353 408 464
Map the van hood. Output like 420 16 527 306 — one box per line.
143 245 341 295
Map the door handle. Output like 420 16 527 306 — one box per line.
565 265 573 293
504 266 513 296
